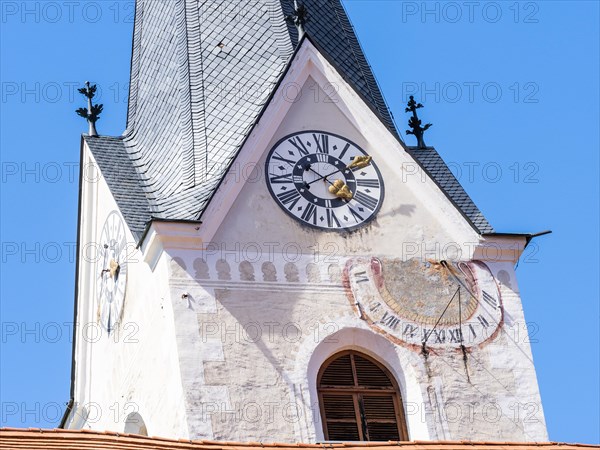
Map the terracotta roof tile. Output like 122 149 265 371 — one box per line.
1 429 596 450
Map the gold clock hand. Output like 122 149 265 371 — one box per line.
328 179 354 200
109 259 120 278
346 155 372 170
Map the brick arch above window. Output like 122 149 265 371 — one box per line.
317 350 408 442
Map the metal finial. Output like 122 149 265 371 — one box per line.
76 81 103 137
405 96 432 149
286 0 308 39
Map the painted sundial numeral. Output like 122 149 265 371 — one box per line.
482 290 498 309
354 271 369 284
403 324 419 339
469 324 477 338
432 329 446 344
477 314 490 328
448 328 463 343
369 302 382 313
380 312 401 330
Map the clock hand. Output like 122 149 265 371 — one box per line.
329 179 354 200
307 156 374 186
302 163 335 187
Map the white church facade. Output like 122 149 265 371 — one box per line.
60 0 548 443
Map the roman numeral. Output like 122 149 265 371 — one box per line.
338 143 351 160
477 314 490 328
469 324 477 339
380 312 400 330
301 203 318 225
422 328 432 342
354 191 378 211
277 190 301 210
403 324 418 339
482 290 498 309
348 206 365 223
288 137 309 156
433 330 446 344
369 302 382 313
354 271 369 283
326 209 341 228
313 133 329 154
315 153 329 163
272 152 295 165
449 328 463 343
356 178 380 189
269 173 293 184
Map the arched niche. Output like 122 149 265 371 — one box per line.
301 326 428 442
124 412 148 436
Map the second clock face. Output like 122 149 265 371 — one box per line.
265 131 384 231
96 210 128 334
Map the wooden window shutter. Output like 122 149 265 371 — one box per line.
318 351 408 442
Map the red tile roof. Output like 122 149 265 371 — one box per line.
0 429 596 450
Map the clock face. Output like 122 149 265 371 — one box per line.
96 211 128 333
265 131 384 231
346 258 503 349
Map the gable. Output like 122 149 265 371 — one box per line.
202 42 484 255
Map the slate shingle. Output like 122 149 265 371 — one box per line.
407 147 494 234
91 0 492 237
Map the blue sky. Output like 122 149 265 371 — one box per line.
0 0 598 444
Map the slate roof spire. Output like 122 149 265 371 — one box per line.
119 0 398 222
82 0 494 238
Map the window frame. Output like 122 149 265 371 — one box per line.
317 350 409 442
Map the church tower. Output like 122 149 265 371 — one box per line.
63 0 548 443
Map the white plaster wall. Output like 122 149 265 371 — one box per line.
164 251 547 442
69 42 548 443
157 75 549 442
69 144 189 439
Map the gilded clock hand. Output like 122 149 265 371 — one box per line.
109 259 120 279
346 155 372 170
329 179 353 200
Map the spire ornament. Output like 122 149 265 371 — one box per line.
286 1 308 39
405 96 432 149
76 81 103 137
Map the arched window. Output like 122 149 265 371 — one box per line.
318 351 408 441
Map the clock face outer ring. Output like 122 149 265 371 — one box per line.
344 257 504 352
264 130 385 232
96 210 128 333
